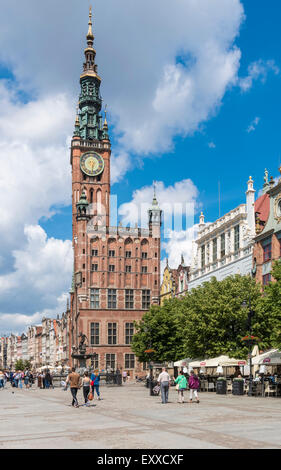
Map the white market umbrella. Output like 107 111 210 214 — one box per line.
174 358 196 367
252 349 281 365
189 355 246 369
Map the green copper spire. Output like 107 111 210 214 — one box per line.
78 6 104 141
102 106 109 140
73 103 80 137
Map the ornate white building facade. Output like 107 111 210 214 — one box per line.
188 177 256 289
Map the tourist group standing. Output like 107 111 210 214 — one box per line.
0 370 34 388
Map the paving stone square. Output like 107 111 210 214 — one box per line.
1 383 281 449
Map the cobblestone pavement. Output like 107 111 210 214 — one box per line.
0 383 281 449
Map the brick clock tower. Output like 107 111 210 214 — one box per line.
69 8 162 376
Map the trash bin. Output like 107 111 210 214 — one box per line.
232 379 244 395
216 378 227 394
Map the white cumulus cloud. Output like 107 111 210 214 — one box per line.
0 225 73 333
239 59 279 92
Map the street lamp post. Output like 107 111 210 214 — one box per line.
144 326 155 397
242 296 255 397
144 348 155 397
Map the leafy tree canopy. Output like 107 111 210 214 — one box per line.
257 260 281 348
131 299 185 363
181 275 271 359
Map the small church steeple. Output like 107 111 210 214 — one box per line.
148 182 162 237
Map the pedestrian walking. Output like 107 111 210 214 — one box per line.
157 367 171 404
10 371 15 387
66 367 81 408
0 370 4 389
29 371 34 388
188 370 200 403
41 372 45 389
24 371 30 389
91 370 101 400
37 372 42 389
122 370 127 383
82 371 91 406
13 372 18 388
18 371 23 389
49 372 54 389
4 371 8 387
45 371 51 389
174 370 187 403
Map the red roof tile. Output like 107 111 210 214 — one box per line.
255 193 270 224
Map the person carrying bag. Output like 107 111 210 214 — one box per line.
174 371 187 403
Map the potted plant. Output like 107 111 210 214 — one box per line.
232 377 244 395
216 377 227 394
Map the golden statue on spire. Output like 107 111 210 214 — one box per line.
87 5 94 43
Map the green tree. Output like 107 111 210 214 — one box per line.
23 360 32 370
14 359 32 371
14 359 25 371
131 299 185 363
257 260 281 348
181 274 270 359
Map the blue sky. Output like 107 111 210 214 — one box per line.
41 0 281 239
0 0 281 333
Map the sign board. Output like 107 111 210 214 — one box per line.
263 358 271 363
238 361 246 365
200 362 206 366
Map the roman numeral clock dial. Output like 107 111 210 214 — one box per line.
80 152 104 176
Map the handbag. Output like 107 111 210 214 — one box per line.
88 391 93 401
175 384 179 390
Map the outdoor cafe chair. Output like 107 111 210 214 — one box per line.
264 382 277 397
227 380 232 394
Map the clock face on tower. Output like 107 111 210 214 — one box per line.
80 152 104 177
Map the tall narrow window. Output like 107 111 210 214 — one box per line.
201 245 205 268
125 251 132 258
213 238 217 262
263 241 272 262
234 225 240 252
105 353 116 371
125 353 135 369
91 353 99 369
125 322 134 344
108 323 117 344
90 322 99 345
108 289 117 309
125 290 134 309
90 288 99 309
142 290 150 309
262 273 271 286
221 234 225 258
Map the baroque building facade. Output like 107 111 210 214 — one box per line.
188 176 269 289
253 168 281 286
68 10 162 376
160 256 189 305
